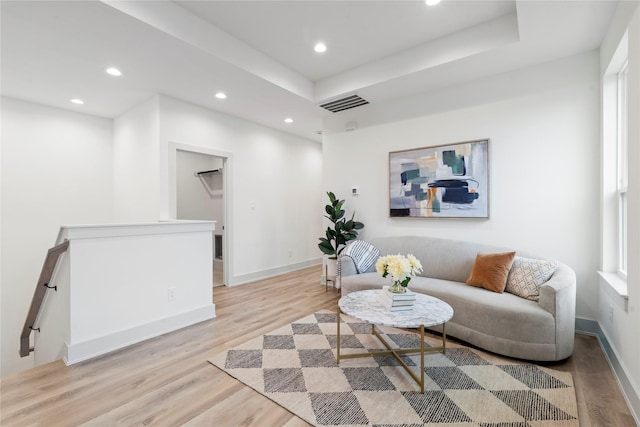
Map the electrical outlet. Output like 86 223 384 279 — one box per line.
288 250 292 258
608 305 613 321
168 287 177 302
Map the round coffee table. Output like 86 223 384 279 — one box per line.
337 289 454 392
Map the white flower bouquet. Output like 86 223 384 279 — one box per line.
375 254 423 292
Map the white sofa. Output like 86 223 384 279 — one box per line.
339 236 576 361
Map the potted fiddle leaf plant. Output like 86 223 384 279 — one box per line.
318 191 364 282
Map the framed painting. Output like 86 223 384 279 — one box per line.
389 139 489 218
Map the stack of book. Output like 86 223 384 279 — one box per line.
378 286 416 311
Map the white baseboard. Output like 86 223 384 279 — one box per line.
64 304 216 365
229 258 322 286
575 317 640 424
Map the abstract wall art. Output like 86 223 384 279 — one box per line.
389 139 489 218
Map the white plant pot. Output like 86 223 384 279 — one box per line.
325 257 338 279
322 255 339 288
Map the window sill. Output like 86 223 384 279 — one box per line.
598 271 629 306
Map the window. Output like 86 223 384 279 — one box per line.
602 33 628 292
617 61 628 278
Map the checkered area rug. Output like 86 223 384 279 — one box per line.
208 311 578 426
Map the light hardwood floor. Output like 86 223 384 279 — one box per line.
213 263 224 287
1 266 636 426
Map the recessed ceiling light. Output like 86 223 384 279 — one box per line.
70 98 84 105
284 118 293 124
106 67 122 76
215 92 227 99
425 0 441 5
314 42 327 53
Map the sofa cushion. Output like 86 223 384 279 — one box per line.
340 274 557 345
413 277 557 345
505 256 558 301
465 252 516 293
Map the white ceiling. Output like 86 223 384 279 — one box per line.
1 1 618 143
176 1 517 81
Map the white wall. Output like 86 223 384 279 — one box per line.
63 222 215 364
34 222 215 366
113 96 160 222
156 96 323 284
0 92 323 374
598 1 640 419
323 51 600 320
0 97 113 375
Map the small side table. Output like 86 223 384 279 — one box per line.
325 264 337 292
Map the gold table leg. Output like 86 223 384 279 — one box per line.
420 324 425 392
335 305 447 393
336 303 341 362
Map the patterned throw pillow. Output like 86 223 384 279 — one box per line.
342 240 380 273
505 256 558 301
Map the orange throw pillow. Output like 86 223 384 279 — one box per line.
466 252 516 293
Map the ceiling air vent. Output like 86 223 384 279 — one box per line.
319 94 369 113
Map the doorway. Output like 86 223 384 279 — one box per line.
175 149 227 287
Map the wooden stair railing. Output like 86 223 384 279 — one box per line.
19 240 70 357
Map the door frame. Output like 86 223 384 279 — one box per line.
168 141 233 286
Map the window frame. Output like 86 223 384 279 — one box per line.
616 60 628 279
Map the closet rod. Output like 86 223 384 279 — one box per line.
195 168 222 176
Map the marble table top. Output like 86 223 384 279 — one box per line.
338 289 454 329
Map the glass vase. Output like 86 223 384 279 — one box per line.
389 281 407 294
